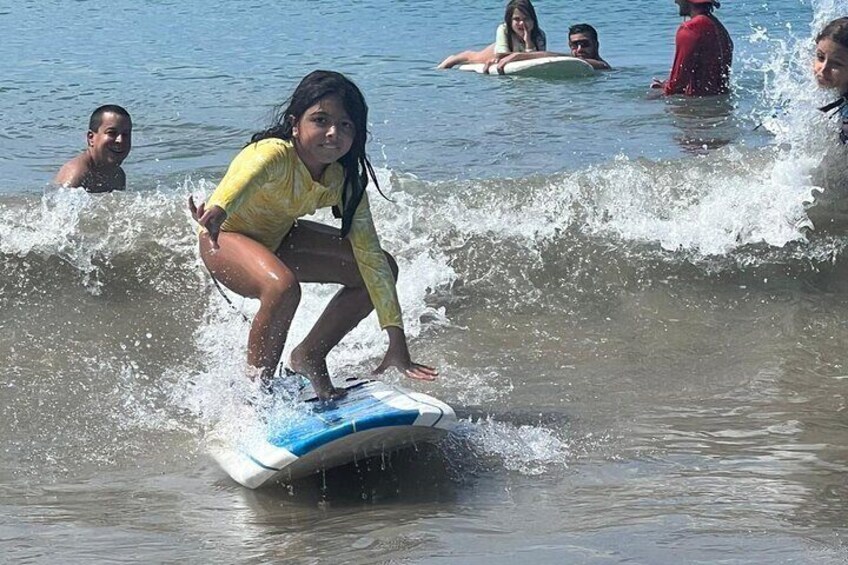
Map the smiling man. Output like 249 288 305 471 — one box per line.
55 105 132 192
568 24 611 70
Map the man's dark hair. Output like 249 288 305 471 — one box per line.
568 23 599 43
89 105 131 132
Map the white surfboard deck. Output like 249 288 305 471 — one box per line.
211 378 456 489
458 56 595 79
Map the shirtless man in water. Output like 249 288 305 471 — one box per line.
567 24 611 71
54 105 132 193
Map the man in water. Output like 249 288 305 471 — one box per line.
491 23 612 73
652 0 733 96
54 105 132 192
568 24 611 70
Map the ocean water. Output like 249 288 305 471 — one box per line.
3 0 848 563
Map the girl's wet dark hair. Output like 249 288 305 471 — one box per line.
250 70 383 238
817 17 848 50
503 0 544 52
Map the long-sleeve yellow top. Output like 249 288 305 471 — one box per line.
206 138 403 329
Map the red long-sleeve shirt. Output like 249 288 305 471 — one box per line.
664 14 733 96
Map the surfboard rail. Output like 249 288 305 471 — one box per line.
457 55 595 79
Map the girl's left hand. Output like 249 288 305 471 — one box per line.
373 327 438 381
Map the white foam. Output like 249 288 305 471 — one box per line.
454 417 572 476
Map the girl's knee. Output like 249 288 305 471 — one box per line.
261 273 301 308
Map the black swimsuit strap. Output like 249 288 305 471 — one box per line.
209 272 250 323
819 94 847 115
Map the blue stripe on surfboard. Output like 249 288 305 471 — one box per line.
266 394 388 446
282 410 421 456
264 381 450 458
392 388 447 428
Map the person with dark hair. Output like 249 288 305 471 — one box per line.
189 70 437 401
495 0 546 55
493 22 611 73
651 0 732 96
814 17 848 144
483 0 546 72
568 24 610 70
54 104 132 192
437 0 545 69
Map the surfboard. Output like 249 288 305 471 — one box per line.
212 378 457 489
458 56 595 79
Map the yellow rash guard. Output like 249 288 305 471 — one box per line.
206 138 403 329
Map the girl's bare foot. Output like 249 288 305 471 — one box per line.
288 348 347 401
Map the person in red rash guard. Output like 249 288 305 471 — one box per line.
651 0 733 96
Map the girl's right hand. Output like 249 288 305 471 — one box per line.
188 196 227 248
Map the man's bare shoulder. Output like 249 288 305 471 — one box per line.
54 153 91 188
585 58 612 70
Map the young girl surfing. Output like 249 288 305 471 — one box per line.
815 17 848 143
189 70 437 401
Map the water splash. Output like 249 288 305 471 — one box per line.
447 417 572 476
